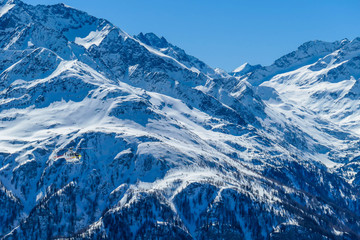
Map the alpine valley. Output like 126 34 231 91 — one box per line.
1 0 360 239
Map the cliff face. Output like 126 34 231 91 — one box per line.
1 1 360 239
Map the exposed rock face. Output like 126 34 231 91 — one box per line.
1 1 360 239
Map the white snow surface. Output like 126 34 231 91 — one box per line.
233 63 250 73
75 24 113 49
0 1 360 239
0 1 14 17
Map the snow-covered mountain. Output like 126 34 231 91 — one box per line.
231 63 262 77
1 0 360 239
233 37 360 184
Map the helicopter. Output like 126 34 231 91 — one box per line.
51 146 92 162
55 147 82 161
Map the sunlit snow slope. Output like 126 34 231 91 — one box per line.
1 0 360 239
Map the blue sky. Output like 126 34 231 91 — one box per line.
23 0 360 71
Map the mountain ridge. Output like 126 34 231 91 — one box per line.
1 1 360 239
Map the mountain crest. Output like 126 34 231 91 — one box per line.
0 0 17 17
1 1 360 239
232 62 262 77
0 0 15 5
136 32 169 49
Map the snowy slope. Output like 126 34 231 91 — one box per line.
233 38 360 184
234 39 348 86
135 32 221 78
232 63 262 77
1 1 360 239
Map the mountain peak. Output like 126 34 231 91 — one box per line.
2 1 360 239
136 32 169 49
0 0 18 17
0 0 13 5
343 37 360 52
341 38 350 44
0 0 23 6
232 63 262 77
273 39 343 68
233 63 251 73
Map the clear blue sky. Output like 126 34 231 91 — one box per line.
23 0 360 71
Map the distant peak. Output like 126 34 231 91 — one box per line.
0 0 21 5
0 0 12 5
214 67 229 77
136 32 169 49
298 39 331 51
0 0 18 17
53 2 74 9
270 39 345 70
232 63 262 76
351 37 360 43
341 37 360 52
341 38 350 45
233 63 251 73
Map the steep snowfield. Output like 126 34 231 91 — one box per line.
260 40 360 133
1 1 360 239
0 1 14 18
234 38 360 184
